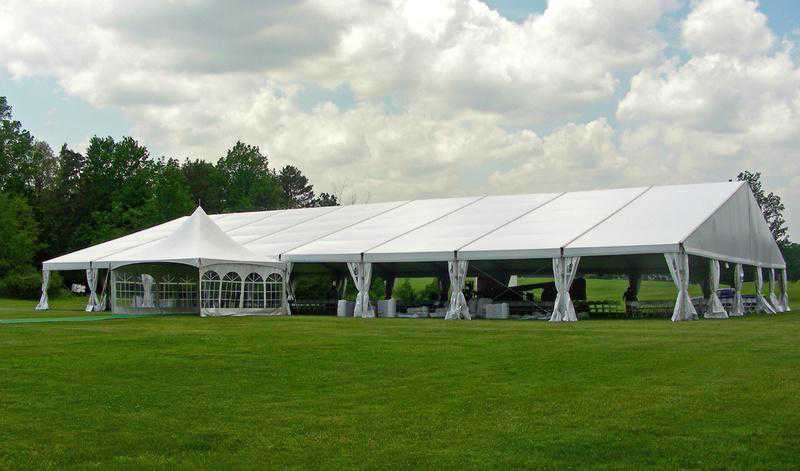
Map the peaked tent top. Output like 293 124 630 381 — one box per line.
92 207 272 268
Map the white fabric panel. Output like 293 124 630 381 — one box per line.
781 269 790 312
705 259 728 319
731 263 745 316
43 216 189 270
337 300 355 317
285 197 481 262
550 256 580 322
226 206 341 244
97 270 109 312
141 274 155 308
284 262 294 316
377 299 396 317
101 207 269 267
44 182 787 271
445 260 470 320
665 252 698 322
35 270 50 311
684 184 785 268
85 268 100 312
366 194 558 262
768 268 781 312
244 201 405 258
746 190 786 268
347 262 374 318
755 268 775 314
484 303 510 319
567 183 739 257
463 188 646 260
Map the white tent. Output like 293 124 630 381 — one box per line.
38 181 788 321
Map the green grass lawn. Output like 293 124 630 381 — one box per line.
2 293 800 468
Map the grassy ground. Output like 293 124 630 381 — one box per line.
0 295 87 319
1 293 800 468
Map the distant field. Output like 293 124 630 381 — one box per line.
1 302 799 468
406 277 799 310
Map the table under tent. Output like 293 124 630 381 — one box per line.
37 181 790 322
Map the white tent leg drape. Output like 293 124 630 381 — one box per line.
768 268 781 312
731 263 745 316
755 268 775 314
35 269 50 311
665 252 698 322
141 274 155 308
284 262 294 316
347 261 373 318
85 268 100 312
781 269 791 312
445 260 471 320
550 256 580 322
705 259 728 319
96 270 109 312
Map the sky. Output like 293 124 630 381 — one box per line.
1 0 799 238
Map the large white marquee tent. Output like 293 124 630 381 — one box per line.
37 181 789 321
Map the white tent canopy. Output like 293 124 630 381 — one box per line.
40 181 788 321
44 182 785 271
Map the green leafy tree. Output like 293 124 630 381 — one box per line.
217 141 284 212
182 159 226 214
782 243 799 281
278 165 315 208
313 192 339 207
0 97 36 196
393 278 417 303
737 171 789 246
36 145 87 260
142 158 195 225
0 193 39 277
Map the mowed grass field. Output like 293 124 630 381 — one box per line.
1 282 799 468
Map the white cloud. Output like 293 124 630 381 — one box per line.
682 0 774 57
1 0 799 238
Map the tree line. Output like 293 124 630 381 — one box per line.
0 96 337 296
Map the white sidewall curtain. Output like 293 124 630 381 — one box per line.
347 261 374 318
445 260 471 320
85 268 100 312
781 269 791 312
36 269 50 311
755 268 776 314
665 252 698 322
731 263 745 316
550 256 580 322
706 259 728 319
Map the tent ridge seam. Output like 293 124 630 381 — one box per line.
241 205 346 248
562 185 654 250
363 195 488 255
454 191 567 256
278 199 415 259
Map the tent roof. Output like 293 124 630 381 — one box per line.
43 181 786 271
44 207 272 269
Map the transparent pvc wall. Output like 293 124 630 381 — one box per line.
111 263 199 314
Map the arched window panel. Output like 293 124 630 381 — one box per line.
244 273 265 309
157 275 179 308
201 271 221 308
220 272 242 308
179 277 198 308
115 272 143 308
265 272 283 308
